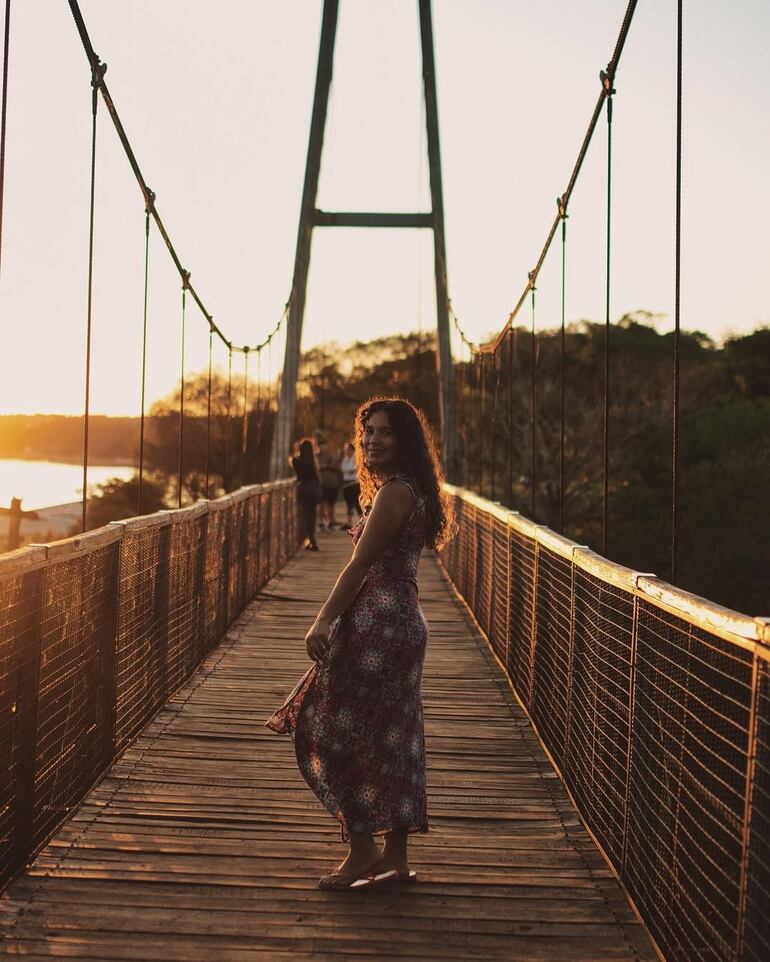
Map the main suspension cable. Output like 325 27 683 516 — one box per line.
66 0 289 357
461 0 638 355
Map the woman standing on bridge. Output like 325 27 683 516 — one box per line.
265 396 455 889
290 438 322 551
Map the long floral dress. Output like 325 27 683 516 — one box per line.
265 473 430 843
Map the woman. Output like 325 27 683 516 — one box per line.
316 439 342 530
265 397 455 889
340 441 362 529
290 438 322 551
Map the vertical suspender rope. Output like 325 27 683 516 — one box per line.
81 56 105 533
477 352 485 496
507 326 514 509
267 336 273 454
415 89 426 409
468 347 474 488
0 0 11 278
529 273 536 521
671 0 682 585
602 69 615 556
464 339 471 489
241 348 250 484
178 270 189 508
137 192 153 514
204 320 213 499
224 346 233 492
490 348 500 502
558 198 568 534
454 338 468 488
255 347 263 477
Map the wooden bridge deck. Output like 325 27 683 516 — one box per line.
1 530 657 961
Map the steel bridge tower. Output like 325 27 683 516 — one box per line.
269 0 456 480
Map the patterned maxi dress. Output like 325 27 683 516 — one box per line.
264 473 430 843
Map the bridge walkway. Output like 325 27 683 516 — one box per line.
1 530 657 961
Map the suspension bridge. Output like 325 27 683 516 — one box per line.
1 2 769 960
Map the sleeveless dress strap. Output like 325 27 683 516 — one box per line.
383 473 420 525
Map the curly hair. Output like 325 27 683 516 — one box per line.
353 396 456 550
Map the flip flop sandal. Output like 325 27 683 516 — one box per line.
349 868 418 889
318 865 387 890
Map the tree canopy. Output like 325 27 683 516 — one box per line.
76 317 769 616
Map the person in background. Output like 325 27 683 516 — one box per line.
316 438 342 530
290 439 321 551
340 441 362 530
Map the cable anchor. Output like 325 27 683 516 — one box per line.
556 196 569 220
181 269 191 291
144 188 156 215
599 68 616 96
90 56 107 89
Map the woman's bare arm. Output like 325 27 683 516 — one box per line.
305 480 413 660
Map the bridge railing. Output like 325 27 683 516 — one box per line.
0 479 300 893
439 483 770 962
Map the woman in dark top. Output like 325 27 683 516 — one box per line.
291 438 322 551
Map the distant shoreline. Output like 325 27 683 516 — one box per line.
0 413 147 465
0 454 137 468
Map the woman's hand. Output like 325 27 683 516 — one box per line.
305 616 331 662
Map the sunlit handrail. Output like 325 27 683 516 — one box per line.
0 480 300 893
439 482 770 962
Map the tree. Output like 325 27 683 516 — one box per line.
143 368 278 503
84 473 168 531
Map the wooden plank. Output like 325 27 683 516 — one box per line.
0 529 657 960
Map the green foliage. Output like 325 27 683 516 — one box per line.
84 472 168 531
462 313 770 615
144 369 278 499
294 331 439 453
19 315 765 616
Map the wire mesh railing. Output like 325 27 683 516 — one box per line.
0 479 300 893
439 483 770 962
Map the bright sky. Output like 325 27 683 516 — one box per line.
1 1 768 416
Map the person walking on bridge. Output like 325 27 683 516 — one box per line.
265 397 455 889
290 438 322 551
340 440 362 529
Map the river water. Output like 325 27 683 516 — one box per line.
0 459 135 511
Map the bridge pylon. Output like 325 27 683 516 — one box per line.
269 0 457 480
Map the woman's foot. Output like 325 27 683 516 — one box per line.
369 852 410 876
318 840 384 888
375 832 410 876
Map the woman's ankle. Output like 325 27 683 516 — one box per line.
348 831 378 853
